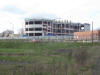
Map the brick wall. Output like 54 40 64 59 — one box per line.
74 30 100 40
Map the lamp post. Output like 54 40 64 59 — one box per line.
92 21 93 44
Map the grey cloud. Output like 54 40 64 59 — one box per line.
1 5 27 15
28 12 58 19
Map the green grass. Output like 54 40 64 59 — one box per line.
0 41 98 52
0 41 100 75
0 41 99 62
0 41 99 61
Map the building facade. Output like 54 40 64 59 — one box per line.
25 18 90 36
74 30 100 41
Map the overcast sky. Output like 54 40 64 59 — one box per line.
0 0 100 33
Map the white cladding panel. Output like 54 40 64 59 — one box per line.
25 31 43 33
25 25 43 28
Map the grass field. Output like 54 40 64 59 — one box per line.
0 41 100 75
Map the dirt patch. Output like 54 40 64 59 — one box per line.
55 49 72 53
0 53 34 56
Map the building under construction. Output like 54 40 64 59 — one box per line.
25 18 90 36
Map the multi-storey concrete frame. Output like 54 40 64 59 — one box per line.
25 18 90 36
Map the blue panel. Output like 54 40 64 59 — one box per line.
46 33 52 36
22 35 28 37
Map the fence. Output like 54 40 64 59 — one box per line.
0 35 100 42
0 36 74 42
